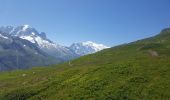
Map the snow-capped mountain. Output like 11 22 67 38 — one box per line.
70 41 109 56
0 25 109 60
9 25 55 47
0 25 77 60
0 32 59 71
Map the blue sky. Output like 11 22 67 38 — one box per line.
0 0 170 46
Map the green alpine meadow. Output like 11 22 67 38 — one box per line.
1 1 170 100
0 28 170 100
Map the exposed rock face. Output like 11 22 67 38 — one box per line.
148 50 159 57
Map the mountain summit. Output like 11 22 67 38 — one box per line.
70 41 109 55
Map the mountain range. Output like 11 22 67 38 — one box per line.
0 28 170 100
0 25 108 71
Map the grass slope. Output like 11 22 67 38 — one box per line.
0 29 170 100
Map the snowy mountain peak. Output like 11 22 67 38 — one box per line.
82 41 95 45
22 24 30 31
0 25 57 49
9 25 37 37
70 41 109 56
82 41 109 49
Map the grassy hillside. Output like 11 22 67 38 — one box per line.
0 29 170 100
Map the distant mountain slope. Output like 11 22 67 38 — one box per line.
0 28 170 100
0 32 60 71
